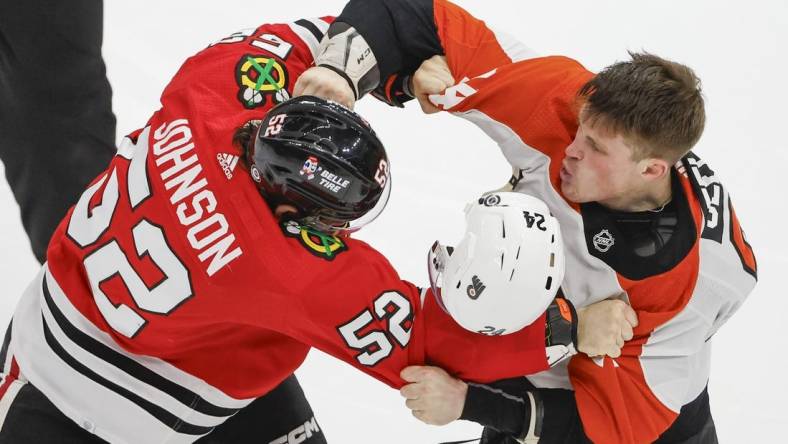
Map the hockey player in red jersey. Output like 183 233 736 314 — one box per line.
0 7 331 442
0 15 638 444
296 1 758 443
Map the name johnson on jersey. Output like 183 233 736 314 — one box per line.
152 118 242 276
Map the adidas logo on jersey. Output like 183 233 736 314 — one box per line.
217 153 239 179
467 275 486 300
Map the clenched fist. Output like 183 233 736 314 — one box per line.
576 299 638 358
293 66 356 109
399 365 467 426
411 55 455 114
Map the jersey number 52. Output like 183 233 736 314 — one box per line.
66 127 193 338
338 291 413 366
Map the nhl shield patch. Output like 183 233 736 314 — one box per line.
592 229 615 253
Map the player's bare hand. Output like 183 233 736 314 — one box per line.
293 66 355 109
399 365 467 426
576 299 638 358
411 55 454 114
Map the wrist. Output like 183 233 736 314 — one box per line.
369 73 415 108
404 74 414 98
575 305 587 354
459 383 477 421
460 381 535 437
456 380 469 420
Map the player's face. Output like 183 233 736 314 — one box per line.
560 120 644 206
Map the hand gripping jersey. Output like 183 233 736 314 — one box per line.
443 59 758 444
336 1 758 442
2 18 551 444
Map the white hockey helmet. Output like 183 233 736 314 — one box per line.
427 192 565 336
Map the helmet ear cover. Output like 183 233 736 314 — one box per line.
249 96 390 233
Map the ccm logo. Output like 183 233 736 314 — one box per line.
268 417 321 444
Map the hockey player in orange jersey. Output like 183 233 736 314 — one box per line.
295 0 758 442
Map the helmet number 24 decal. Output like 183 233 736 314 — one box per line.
523 211 547 231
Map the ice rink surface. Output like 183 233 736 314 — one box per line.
1 0 786 442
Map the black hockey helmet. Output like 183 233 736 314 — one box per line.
249 95 391 234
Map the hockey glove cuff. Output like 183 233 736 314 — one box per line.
370 73 415 108
545 297 578 367
315 22 380 100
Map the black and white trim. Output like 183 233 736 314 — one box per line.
288 18 330 61
0 330 25 433
10 267 253 443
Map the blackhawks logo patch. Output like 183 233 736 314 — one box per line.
235 54 290 109
282 220 347 260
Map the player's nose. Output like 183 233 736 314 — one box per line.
565 138 584 160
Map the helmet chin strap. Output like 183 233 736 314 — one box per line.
274 206 346 236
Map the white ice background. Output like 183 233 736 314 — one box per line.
1 1 786 442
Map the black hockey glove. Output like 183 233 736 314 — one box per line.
370 73 415 108
545 296 578 367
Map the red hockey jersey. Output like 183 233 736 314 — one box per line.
5 17 550 444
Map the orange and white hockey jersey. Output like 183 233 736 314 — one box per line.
338 0 759 441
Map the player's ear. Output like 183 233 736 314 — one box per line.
640 157 670 181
